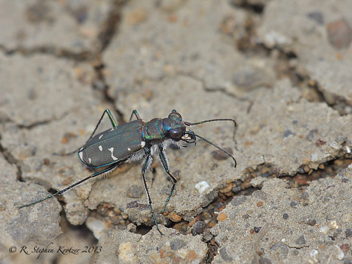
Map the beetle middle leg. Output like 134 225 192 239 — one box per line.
141 148 163 235
158 147 177 214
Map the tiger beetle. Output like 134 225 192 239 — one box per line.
19 109 237 235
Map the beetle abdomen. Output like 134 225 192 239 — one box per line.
78 120 145 168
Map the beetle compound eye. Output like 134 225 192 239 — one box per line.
169 128 183 139
168 111 182 121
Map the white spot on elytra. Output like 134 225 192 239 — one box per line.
88 158 92 164
108 147 118 160
128 147 131 151
99 145 103 151
141 141 146 148
195 181 210 194
79 152 83 160
99 134 104 140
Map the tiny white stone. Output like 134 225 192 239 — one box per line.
99 134 104 139
99 145 103 151
319 226 329 234
110 128 114 131
128 148 131 151
310 250 318 258
195 181 210 194
329 220 338 229
310 249 318 263
141 141 146 148
335 245 344 260
311 153 318 162
330 141 340 150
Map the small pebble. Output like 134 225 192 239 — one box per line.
231 186 241 193
170 239 186 250
126 185 143 198
340 243 350 252
168 212 182 222
259 258 272 264
127 223 137 233
319 226 329 234
335 245 345 260
295 235 306 245
307 219 316 226
217 213 228 222
191 221 206 235
329 220 338 229
342 214 351 223
283 213 289 219
283 130 293 139
211 147 233 160
327 19 352 49
307 11 324 25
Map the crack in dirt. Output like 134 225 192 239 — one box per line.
0 141 22 180
0 0 127 63
230 0 264 14
16 111 70 130
96 0 127 54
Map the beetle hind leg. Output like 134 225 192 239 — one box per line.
18 163 119 209
53 109 118 156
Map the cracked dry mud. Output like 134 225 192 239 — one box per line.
0 0 352 263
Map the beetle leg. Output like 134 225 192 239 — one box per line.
158 148 177 214
141 148 163 235
54 109 118 156
129 110 142 121
18 163 119 209
87 109 118 139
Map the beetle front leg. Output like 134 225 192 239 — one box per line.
141 149 163 235
158 148 177 213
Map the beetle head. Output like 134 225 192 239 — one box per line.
162 110 187 141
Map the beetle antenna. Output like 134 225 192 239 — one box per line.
193 133 237 167
184 118 236 128
53 148 80 157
